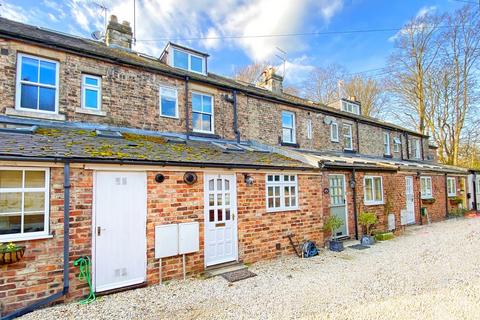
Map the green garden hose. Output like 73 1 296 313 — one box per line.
73 256 96 304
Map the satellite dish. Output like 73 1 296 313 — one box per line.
324 116 335 125
91 30 104 40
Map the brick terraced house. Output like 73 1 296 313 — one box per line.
0 16 471 317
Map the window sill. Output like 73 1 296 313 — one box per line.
364 202 384 206
266 206 299 213
421 196 434 200
281 142 299 148
343 149 356 153
448 194 457 198
383 154 393 158
160 114 179 119
0 233 53 242
75 107 106 117
189 131 220 139
6 108 66 121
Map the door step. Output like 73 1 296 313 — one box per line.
202 262 247 278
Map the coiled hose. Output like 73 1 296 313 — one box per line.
73 256 96 304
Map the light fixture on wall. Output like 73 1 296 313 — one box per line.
349 177 356 189
244 174 254 186
184 172 198 185
155 173 165 183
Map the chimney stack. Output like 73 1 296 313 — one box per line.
259 67 283 94
105 15 133 49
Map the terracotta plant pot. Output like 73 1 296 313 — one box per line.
0 246 26 265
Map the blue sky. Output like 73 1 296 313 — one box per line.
0 0 468 87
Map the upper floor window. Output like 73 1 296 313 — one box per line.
0 168 50 241
447 177 456 197
384 132 391 155
281 111 296 144
81 74 101 110
330 122 339 142
412 139 421 159
306 119 312 140
343 123 353 150
341 101 360 115
393 137 401 153
420 176 433 199
192 92 213 133
266 174 298 212
172 48 205 74
16 54 59 114
159 86 178 118
364 176 384 205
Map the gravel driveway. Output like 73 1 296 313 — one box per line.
21 218 480 320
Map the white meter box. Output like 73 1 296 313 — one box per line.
179 222 199 254
155 224 178 259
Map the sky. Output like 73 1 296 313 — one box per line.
0 0 471 87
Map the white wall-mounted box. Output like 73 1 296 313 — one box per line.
155 224 178 259
179 222 199 254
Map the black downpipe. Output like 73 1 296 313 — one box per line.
355 120 360 153
185 76 190 140
444 174 449 218
405 133 410 160
351 168 359 240
420 137 425 160
233 90 240 143
473 172 478 211
2 162 70 320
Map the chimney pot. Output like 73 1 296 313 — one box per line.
259 67 283 94
105 15 133 49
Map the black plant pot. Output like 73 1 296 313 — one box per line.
329 240 344 252
360 235 375 246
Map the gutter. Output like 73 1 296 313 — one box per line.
2 162 70 320
0 155 316 172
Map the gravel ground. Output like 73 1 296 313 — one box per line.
21 217 480 320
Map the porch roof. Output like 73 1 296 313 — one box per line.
0 123 315 170
268 147 469 174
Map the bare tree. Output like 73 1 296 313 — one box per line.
303 63 347 105
343 75 388 118
233 61 270 84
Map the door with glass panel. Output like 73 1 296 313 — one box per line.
476 176 480 210
328 175 348 237
405 176 415 224
204 174 238 267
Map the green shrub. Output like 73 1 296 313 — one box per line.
0 242 20 253
323 215 344 240
448 208 468 217
375 232 394 241
358 212 378 236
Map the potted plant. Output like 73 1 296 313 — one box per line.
0 242 26 265
359 211 378 246
422 198 436 205
449 197 463 206
323 214 344 252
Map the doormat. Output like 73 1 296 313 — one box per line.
348 244 370 250
221 269 257 282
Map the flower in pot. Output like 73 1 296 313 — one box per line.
0 242 26 265
323 214 344 252
358 211 378 246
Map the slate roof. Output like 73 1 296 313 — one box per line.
0 17 425 137
0 124 314 169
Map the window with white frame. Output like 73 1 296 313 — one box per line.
341 101 360 115
306 119 312 140
16 54 59 113
384 132 391 155
159 86 178 118
412 139 421 159
81 74 101 110
393 137 401 153
330 122 339 142
266 174 298 211
420 176 433 199
343 123 353 150
172 48 205 74
364 176 384 205
282 111 296 144
0 168 49 240
192 92 213 133
447 177 456 197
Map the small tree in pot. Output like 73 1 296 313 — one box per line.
359 211 378 246
323 214 344 252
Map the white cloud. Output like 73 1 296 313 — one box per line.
416 6 436 18
275 55 315 86
1 3 29 22
389 5 437 42
203 27 221 50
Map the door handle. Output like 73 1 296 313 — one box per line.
97 226 102 236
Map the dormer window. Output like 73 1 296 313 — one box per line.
341 101 360 115
171 47 206 74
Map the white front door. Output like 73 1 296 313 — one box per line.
328 175 348 237
405 176 415 224
476 177 480 210
204 174 238 267
94 171 147 292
